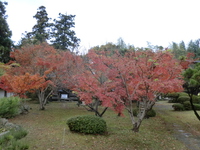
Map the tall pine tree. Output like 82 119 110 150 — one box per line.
51 13 80 51
170 41 187 59
0 1 12 63
187 40 200 58
28 6 51 43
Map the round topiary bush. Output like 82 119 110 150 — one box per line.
177 96 190 104
146 109 156 118
132 108 156 118
172 103 185 111
166 92 180 103
132 108 138 117
67 115 107 134
194 104 200 110
192 95 200 104
178 92 188 97
183 101 191 110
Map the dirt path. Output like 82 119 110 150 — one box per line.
154 101 200 150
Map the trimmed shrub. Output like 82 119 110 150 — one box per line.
168 99 176 103
132 108 138 117
0 97 21 118
178 92 188 97
194 104 200 110
166 92 180 98
67 115 107 134
146 109 156 118
192 95 200 104
183 101 191 110
0 127 28 149
172 103 185 111
177 96 190 104
132 108 156 118
166 93 180 103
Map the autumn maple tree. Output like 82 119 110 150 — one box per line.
73 49 184 132
52 50 83 91
0 43 60 110
72 53 112 117
0 73 51 98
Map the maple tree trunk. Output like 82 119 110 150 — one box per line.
84 98 108 117
39 101 45 110
132 109 146 132
130 100 155 132
44 89 53 105
132 120 142 132
37 90 46 110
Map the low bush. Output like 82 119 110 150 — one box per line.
132 108 156 118
0 127 28 149
67 115 107 134
166 93 180 103
192 95 200 104
178 92 188 97
194 104 200 110
177 96 190 104
0 97 21 118
183 101 191 110
172 103 185 111
146 109 156 118
166 93 180 98
168 99 177 103
176 94 200 104
132 108 138 117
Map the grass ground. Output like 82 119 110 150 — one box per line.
8 100 195 150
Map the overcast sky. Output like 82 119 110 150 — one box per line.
5 0 200 52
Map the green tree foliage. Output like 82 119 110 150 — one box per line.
170 41 186 59
183 62 200 120
146 41 164 51
27 6 51 43
179 41 186 53
0 127 28 149
187 39 200 59
51 13 80 51
91 42 119 54
90 38 135 55
0 96 21 118
16 32 40 48
0 1 12 63
19 6 80 51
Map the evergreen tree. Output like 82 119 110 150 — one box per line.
171 42 179 58
146 41 163 51
0 1 12 63
179 41 186 51
179 41 186 57
187 39 200 58
16 31 40 48
28 6 51 43
170 41 187 59
51 13 80 51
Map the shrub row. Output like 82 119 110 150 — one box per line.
168 92 200 104
172 102 200 111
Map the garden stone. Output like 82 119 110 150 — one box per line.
0 118 8 127
0 118 21 130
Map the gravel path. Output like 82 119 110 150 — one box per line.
154 102 200 150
